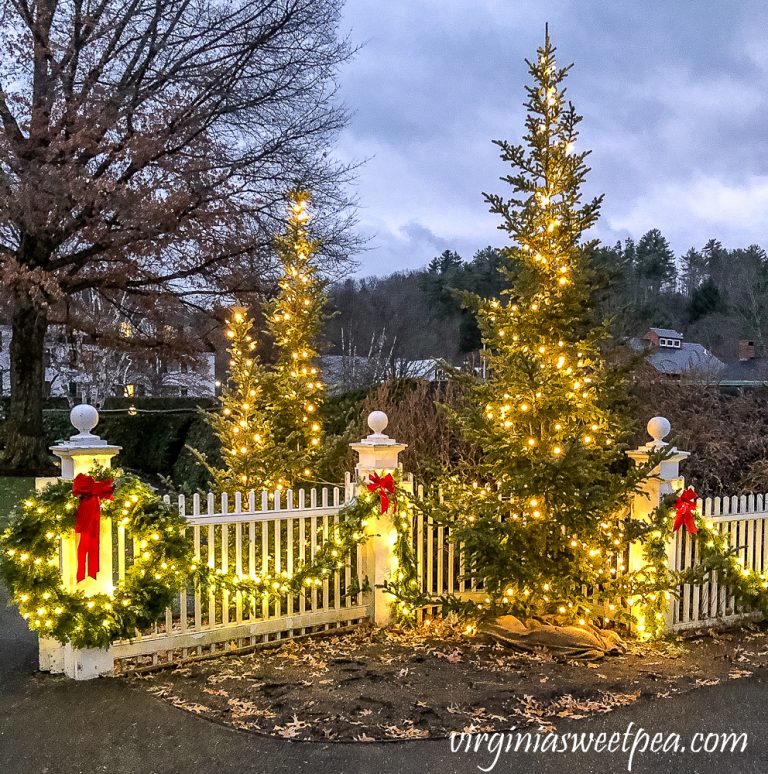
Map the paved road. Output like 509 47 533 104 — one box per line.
1 591 766 774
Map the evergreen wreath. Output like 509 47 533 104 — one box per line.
0 470 193 649
1 471 424 649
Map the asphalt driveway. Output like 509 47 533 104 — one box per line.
0 589 766 774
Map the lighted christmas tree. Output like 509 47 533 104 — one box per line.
439 30 644 624
266 191 326 483
199 309 276 492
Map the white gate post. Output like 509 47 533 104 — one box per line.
626 416 689 633
349 411 410 627
39 404 121 679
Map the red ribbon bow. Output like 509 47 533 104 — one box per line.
673 487 699 535
367 472 396 514
73 474 114 582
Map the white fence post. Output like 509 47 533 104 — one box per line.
626 416 689 632
349 411 410 627
43 404 121 679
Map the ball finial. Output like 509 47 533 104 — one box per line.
367 411 388 436
70 404 99 436
647 416 671 446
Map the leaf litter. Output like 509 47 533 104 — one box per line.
128 617 768 741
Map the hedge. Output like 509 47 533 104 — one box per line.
0 392 372 490
0 397 218 486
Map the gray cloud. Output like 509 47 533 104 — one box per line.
336 1 768 274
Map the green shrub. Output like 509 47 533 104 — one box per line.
172 413 221 493
0 397 219 486
0 477 34 527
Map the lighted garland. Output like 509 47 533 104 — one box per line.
201 476 425 623
1 471 425 649
383 502 427 620
0 471 193 649
631 491 768 638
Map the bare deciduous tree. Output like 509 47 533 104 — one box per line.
0 0 355 472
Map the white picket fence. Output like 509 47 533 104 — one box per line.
110 478 490 670
668 494 768 631
105 481 768 669
411 484 485 620
111 477 369 669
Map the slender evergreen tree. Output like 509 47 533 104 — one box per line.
439 30 645 624
199 309 276 492
267 192 326 483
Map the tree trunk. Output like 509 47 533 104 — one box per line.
0 293 55 475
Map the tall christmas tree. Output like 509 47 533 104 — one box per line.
442 30 642 624
201 309 276 492
267 191 326 483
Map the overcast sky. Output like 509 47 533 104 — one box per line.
335 1 768 276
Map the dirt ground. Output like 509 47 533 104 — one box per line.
127 618 768 742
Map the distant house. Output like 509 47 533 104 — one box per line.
629 327 724 380
0 324 216 404
719 340 768 388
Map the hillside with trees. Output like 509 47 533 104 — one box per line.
325 233 768 365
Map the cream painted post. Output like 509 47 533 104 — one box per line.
626 416 689 632
41 404 121 679
349 411 410 627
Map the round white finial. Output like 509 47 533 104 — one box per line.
367 411 388 435
647 416 671 445
70 404 99 435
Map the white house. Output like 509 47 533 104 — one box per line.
0 324 216 403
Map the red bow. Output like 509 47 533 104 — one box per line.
367 472 396 514
673 487 699 535
73 474 114 582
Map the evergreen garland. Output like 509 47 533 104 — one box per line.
631 492 768 638
204 476 424 623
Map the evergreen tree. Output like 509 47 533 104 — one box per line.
729 244 768 350
701 239 729 288
680 247 707 298
437 30 643 623
687 277 723 322
267 192 326 484
421 250 466 318
635 229 676 302
591 240 635 335
427 249 465 276
200 309 276 492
